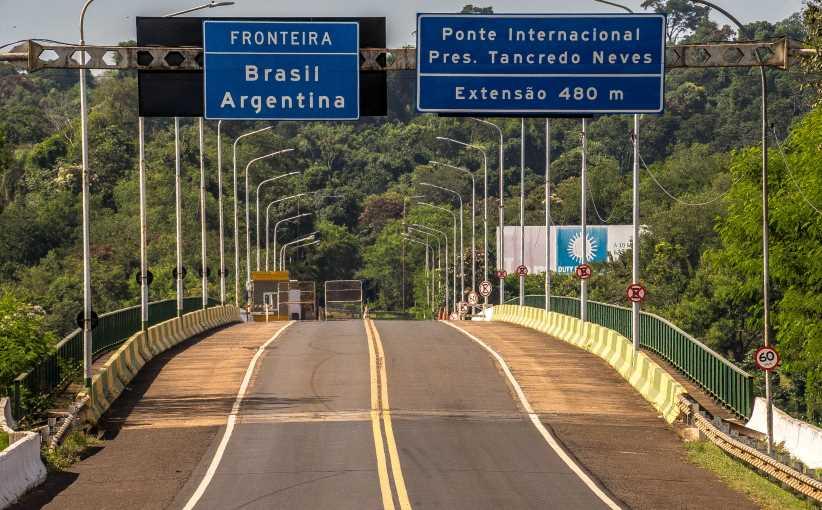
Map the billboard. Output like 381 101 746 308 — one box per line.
497 225 636 273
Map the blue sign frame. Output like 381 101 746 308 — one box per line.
416 13 666 115
203 20 360 120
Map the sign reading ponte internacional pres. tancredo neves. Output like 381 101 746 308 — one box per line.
416 14 666 114
203 20 360 120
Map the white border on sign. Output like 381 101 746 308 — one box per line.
415 13 667 114
203 20 360 121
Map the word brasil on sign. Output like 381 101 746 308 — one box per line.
203 21 360 120
416 14 665 114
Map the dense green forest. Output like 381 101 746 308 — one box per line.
1 2 821 422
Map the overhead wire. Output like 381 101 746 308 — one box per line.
771 125 822 216
639 151 739 207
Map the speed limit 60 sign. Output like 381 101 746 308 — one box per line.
754 346 780 371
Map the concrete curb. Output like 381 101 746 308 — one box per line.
492 305 687 424
78 305 241 426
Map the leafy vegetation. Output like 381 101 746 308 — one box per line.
684 441 817 510
41 430 100 471
0 431 8 451
0 3 820 425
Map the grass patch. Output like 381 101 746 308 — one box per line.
41 431 100 471
0 431 8 451
685 440 816 510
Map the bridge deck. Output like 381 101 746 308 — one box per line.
453 320 757 510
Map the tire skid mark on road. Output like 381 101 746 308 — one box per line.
444 320 624 510
365 318 413 510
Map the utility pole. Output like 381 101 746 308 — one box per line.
519 119 525 306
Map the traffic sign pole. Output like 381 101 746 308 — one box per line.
632 114 640 353
545 119 551 314
519 118 526 307
580 119 588 322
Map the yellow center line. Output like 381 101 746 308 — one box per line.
368 318 413 510
365 318 396 510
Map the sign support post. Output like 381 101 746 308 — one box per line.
519 118 526 307
580 119 588 322
631 115 640 351
545 119 551 313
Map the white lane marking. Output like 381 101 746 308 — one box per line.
182 321 295 510
443 321 623 510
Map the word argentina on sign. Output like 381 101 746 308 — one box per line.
203 20 360 120
416 14 666 114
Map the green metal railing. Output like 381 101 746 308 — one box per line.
504 295 754 418
3 297 218 421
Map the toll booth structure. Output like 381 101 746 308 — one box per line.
250 271 290 321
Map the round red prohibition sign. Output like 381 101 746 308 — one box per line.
496 269 508 279
754 346 780 371
516 265 529 277
626 283 647 303
575 264 592 279
479 280 493 297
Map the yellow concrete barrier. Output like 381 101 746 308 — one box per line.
491 305 687 424
79 306 242 426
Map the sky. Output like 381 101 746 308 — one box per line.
0 0 805 50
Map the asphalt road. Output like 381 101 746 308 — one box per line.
175 319 616 510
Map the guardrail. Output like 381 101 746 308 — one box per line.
2 297 217 421
505 295 754 418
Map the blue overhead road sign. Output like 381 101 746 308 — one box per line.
416 14 666 114
203 21 360 120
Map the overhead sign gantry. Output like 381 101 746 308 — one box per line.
416 14 666 114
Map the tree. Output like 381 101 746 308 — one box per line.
641 0 710 42
0 292 56 387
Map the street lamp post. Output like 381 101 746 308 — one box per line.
216 121 226 305
78 0 96 389
273 213 312 271
410 223 449 316
419 202 459 311
430 161 475 294
254 169 299 270
437 136 488 307
419 183 464 305
545 119 552 313
265 193 309 271
280 230 320 269
232 126 273 304
470 118 505 304
246 149 294 288
519 119 526 307
408 228 441 316
686 0 775 457
198 118 208 309
580 119 589 322
402 235 430 317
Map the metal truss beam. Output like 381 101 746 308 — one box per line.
0 38 814 72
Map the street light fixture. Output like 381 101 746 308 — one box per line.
431 161 476 293
280 232 318 270
437 136 489 306
255 170 301 270
273 213 312 271
265 193 309 270
402 234 431 317
684 0 775 458
417 202 457 307
420 182 464 302
232 126 274 304
469 118 506 303
245 148 294 286
407 228 441 316
165 1 236 18
410 223 449 316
